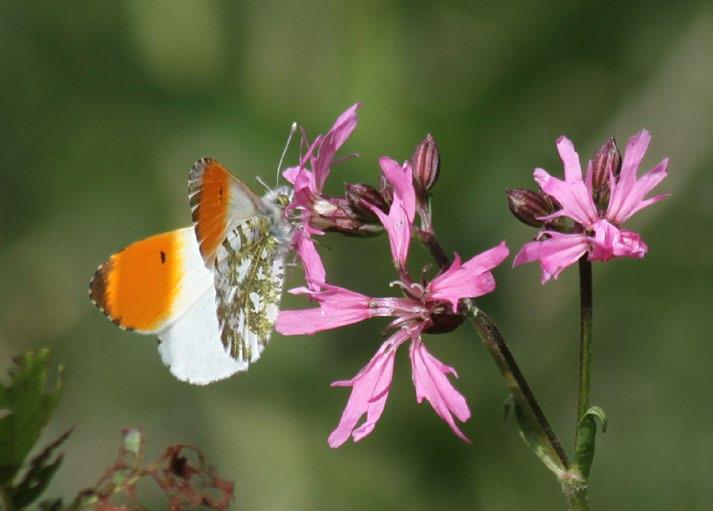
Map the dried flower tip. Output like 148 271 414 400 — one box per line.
591 137 621 208
410 133 440 198
345 183 389 220
506 188 556 227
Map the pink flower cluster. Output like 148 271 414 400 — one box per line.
513 131 669 282
278 105 669 448
277 108 509 446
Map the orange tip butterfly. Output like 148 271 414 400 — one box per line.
89 158 293 385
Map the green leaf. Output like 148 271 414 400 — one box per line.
9 428 73 509
0 348 63 486
582 405 607 433
574 405 608 478
512 402 567 476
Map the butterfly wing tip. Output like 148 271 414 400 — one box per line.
88 261 111 311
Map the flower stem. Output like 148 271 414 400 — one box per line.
418 231 598 509
418 233 569 471
576 257 593 424
568 257 595 508
417 229 450 269
467 304 569 472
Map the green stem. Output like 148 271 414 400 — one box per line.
467 304 569 472
576 257 593 424
417 229 597 509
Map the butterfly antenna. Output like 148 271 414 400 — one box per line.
256 175 271 192
276 122 298 186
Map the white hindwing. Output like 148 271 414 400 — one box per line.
214 215 287 364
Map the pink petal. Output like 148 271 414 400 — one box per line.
328 331 408 447
283 135 321 193
615 130 651 197
607 157 669 224
276 284 373 335
513 232 589 283
409 339 471 442
368 196 411 269
294 230 326 285
329 103 361 150
427 242 509 312
312 104 360 192
282 165 301 184
556 136 584 182
461 240 511 274
590 219 647 261
534 168 598 227
379 157 416 222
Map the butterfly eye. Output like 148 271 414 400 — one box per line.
276 193 290 208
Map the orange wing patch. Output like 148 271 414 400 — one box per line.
188 158 262 267
90 231 183 332
189 159 231 264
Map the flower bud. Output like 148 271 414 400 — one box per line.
590 137 621 209
410 133 440 199
310 197 383 238
506 188 556 228
345 183 389 221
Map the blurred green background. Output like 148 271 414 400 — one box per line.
2 1 712 509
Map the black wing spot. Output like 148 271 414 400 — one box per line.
160 251 166 264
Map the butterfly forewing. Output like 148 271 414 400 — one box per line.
214 215 286 363
188 158 264 268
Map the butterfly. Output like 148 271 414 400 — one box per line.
89 158 293 385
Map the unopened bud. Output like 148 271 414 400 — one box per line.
345 183 388 221
590 137 621 209
410 133 440 199
310 197 383 238
506 188 556 228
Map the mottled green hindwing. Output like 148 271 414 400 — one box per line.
214 216 286 364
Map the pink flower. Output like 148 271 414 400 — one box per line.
282 104 360 281
277 160 509 446
514 130 668 282
283 103 360 211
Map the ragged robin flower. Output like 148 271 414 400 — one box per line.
276 155 509 446
511 130 669 282
283 103 386 282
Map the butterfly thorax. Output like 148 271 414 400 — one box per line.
259 186 294 249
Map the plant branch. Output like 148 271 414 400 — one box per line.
418 230 569 473
467 303 569 472
576 257 593 423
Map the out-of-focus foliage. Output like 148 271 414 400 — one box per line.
0 349 233 510
0 349 68 509
66 428 233 511
1 1 712 510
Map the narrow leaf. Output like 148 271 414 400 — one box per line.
10 428 73 508
574 405 608 478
